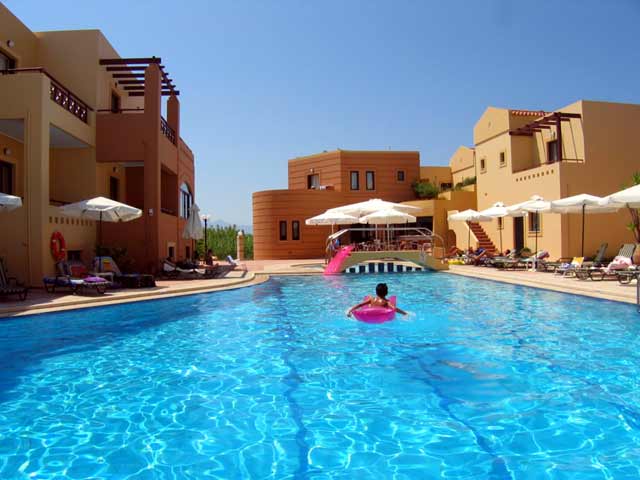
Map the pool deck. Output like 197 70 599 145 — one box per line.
2 259 637 317
0 270 268 318
446 265 638 305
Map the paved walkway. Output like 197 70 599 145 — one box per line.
446 265 638 305
0 271 266 318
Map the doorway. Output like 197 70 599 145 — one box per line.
514 217 524 251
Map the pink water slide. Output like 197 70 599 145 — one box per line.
324 245 355 275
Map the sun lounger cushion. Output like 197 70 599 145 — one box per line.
606 256 632 272
84 276 109 283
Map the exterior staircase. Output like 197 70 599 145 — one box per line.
467 221 497 253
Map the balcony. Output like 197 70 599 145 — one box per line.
160 116 176 144
0 68 91 123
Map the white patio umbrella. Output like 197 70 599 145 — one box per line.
448 209 492 250
359 208 417 248
550 194 620 256
479 202 509 254
327 199 420 217
598 184 640 208
359 208 417 225
305 211 359 226
0 193 22 212
60 196 142 250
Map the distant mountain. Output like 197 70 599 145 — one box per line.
207 219 253 234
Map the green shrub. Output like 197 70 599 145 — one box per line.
197 225 254 260
461 176 476 186
412 180 440 199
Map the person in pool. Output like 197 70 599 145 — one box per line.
347 283 408 317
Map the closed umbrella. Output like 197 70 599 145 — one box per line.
448 209 492 250
0 193 22 212
60 196 142 251
182 204 204 260
550 194 619 256
479 202 509 254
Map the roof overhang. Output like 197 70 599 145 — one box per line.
99 57 179 97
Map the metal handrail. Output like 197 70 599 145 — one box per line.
326 226 436 251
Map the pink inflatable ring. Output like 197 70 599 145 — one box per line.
352 296 397 324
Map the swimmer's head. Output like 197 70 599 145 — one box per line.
376 283 388 298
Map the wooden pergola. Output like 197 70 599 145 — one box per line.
509 111 581 162
99 57 179 96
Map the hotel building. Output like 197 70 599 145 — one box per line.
0 4 196 285
253 101 640 261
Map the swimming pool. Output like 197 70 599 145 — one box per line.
1 274 639 479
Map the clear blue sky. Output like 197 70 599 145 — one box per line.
7 0 640 224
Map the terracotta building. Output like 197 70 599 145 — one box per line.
461 101 640 259
252 150 422 260
0 4 195 285
253 101 640 262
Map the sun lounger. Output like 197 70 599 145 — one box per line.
43 261 110 295
516 250 550 270
162 259 214 279
553 257 584 277
94 256 155 288
226 255 248 272
575 244 636 281
0 257 28 301
616 267 640 284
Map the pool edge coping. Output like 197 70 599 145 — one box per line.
0 273 272 318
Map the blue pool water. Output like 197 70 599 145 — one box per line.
1 274 640 479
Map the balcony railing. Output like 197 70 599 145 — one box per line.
0 68 91 123
161 116 176 144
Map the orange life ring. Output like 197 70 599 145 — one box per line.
50 231 66 261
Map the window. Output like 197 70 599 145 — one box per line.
499 151 506 167
0 51 16 71
547 140 559 163
111 91 121 113
186 245 191 260
480 158 486 172
180 182 193 218
366 171 375 191
528 212 541 233
168 245 175 260
497 217 504 230
350 171 360 190
292 220 300 240
440 182 453 190
307 173 320 189
279 220 287 241
109 176 119 201
0 161 13 194
397 170 405 182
